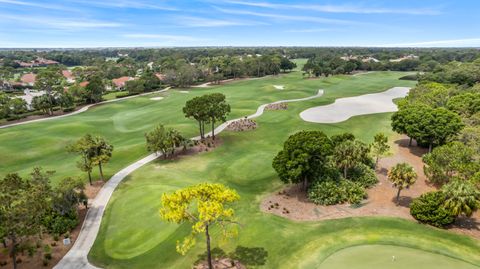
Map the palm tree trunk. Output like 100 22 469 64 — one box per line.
205 224 213 269
428 142 433 153
396 188 402 205
343 167 347 179
375 156 379 170
408 137 412 146
98 163 104 181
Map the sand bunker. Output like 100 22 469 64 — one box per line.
273 85 284 90
299 87 410 123
179 90 189 93
150 97 164 100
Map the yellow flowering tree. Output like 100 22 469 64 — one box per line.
160 183 240 269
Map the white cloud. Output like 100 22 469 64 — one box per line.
285 28 335 33
223 1 441 15
215 7 359 25
122 34 205 42
0 0 75 11
374 38 480 47
175 16 262 27
0 14 124 30
70 0 178 11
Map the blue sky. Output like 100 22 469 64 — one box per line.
0 0 479 48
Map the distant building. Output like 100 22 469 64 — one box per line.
20 73 37 86
155 73 166 81
79 81 89 87
16 58 59 68
17 89 45 109
389 54 419 62
62 70 75 83
112 76 134 90
362 56 380 63
340 55 358 61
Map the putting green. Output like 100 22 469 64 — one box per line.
316 245 478 269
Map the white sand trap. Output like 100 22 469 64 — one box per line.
179 90 189 93
300 87 410 123
150 97 164 100
273 85 285 90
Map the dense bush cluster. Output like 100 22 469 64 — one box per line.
410 191 456 227
308 180 366 205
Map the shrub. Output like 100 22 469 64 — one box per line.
410 191 455 228
308 181 345 205
42 259 49 266
0 260 7 266
308 180 366 205
43 210 78 235
349 163 378 188
44 253 52 260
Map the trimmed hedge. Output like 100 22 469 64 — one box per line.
308 180 366 205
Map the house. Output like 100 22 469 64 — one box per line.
62 70 75 83
340 55 358 61
79 81 89 87
362 56 380 63
112 76 134 90
389 54 419 62
20 73 36 86
16 58 59 68
155 73 166 81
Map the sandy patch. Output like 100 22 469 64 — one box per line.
300 87 410 123
273 85 284 90
179 90 189 93
150 97 164 100
260 135 480 239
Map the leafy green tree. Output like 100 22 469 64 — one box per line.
388 163 417 205
423 142 477 185
90 136 114 181
280 57 297 72
125 79 145 95
206 93 230 139
447 92 480 118
52 177 86 215
58 91 75 112
67 134 96 185
145 124 185 158
371 133 390 169
183 96 209 139
28 168 54 237
160 183 240 269
32 95 53 115
0 173 41 269
272 131 333 190
84 75 104 103
6 98 27 119
417 107 464 152
442 180 480 217
35 68 63 115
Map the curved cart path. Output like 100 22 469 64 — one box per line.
0 87 171 129
54 89 324 269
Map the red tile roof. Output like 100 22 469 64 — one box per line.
21 73 36 84
112 76 133 87
62 70 74 79
79 81 89 87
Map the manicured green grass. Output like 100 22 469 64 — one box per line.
316 245 478 269
85 71 479 268
102 91 128 101
0 70 415 185
89 110 480 268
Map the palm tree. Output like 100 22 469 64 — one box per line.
388 163 417 205
442 180 480 217
333 140 367 178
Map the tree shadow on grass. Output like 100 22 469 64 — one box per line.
196 246 268 267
